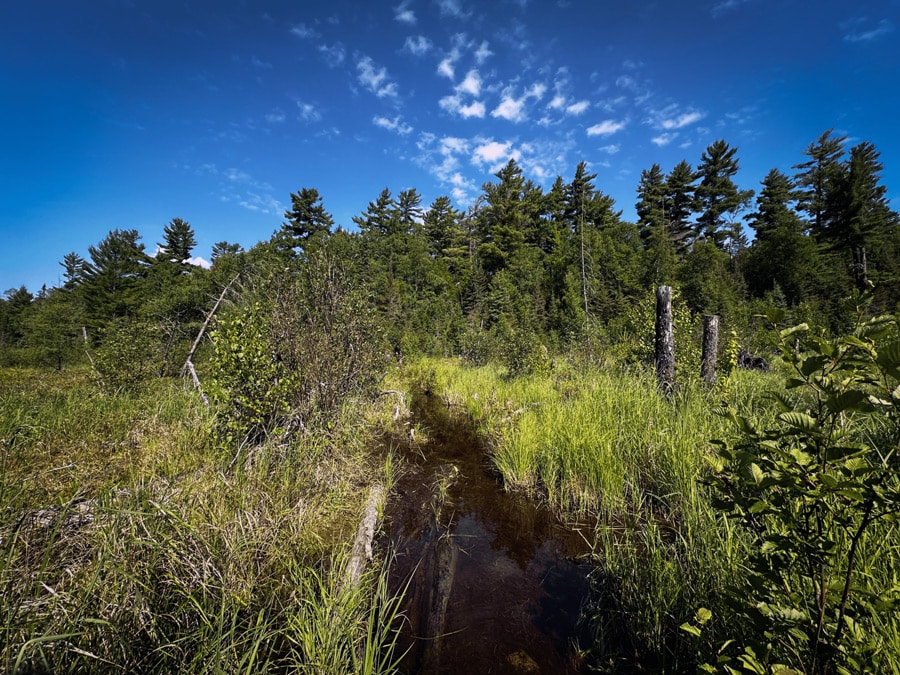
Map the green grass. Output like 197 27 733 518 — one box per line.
0 367 406 673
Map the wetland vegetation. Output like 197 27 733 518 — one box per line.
1 133 898 672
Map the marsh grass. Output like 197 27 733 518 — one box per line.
0 367 407 673
408 356 779 668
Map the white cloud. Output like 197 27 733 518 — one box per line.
186 256 211 269
472 140 520 171
660 110 704 130
474 40 493 64
491 83 545 123
599 144 620 154
290 23 318 39
457 69 482 96
526 82 547 100
296 101 321 122
492 95 526 122
549 94 566 110
437 0 469 19
356 56 399 98
394 1 416 24
586 119 627 136
842 17 894 42
373 115 413 135
652 133 677 146
225 168 251 182
319 43 346 68
566 100 589 115
404 35 432 55
438 55 456 79
440 94 486 118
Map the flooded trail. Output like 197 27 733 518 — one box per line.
382 390 594 674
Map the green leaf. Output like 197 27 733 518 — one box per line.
750 463 765 484
767 307 786 325
778 411 820 434
800 354 828 377
826 390 866 413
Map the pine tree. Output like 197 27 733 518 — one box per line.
664 160 696 255
744 169 819 304
281 187 334 250
694 140 753 249
158 218 197 263
793 129 847 234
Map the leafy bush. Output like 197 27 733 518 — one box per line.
210 254 385 443
92 319 160 390
701 301 900 673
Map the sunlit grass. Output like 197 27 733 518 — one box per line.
0 366 406 673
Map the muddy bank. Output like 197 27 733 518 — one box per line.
381 390 594 674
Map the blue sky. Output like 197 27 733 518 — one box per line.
2 0 898 292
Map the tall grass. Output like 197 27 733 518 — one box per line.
408 356 777 669
0 367 406 673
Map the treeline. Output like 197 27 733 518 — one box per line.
1 129 897 372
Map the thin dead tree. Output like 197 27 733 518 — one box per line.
181 274 239 406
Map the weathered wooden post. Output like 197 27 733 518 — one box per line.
655 285 675 396
701 314 719 385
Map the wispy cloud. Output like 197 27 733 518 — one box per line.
265 108 286 124
599 144 619 154
842 17 894 42
437 0 470 19
404 35 432 55
414 133 478 203
373 115 413 135
296 101 322 122
319 43 346 67
356 56 399 98
440 94 486 118
456 69 482 96
472 139 520 172
290 23 318 39
394 1 416 24
474 40 493 63
250 56 273 70
491 83 546 123
651 133 677 146
586 119 627 136
566 100 589 115
660 110 704 130
204 164 285 216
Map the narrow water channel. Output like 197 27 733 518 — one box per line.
382 390 594 674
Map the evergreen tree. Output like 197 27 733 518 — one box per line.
281 187 334 250
824 141 898 291
61 252 87 289
744 169 819 304
793 129 847 234
81 229 151 327
664 160 697 254
694 140 754 249
158 217 197 263
636 163 667 244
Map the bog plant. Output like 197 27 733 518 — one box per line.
697 301 900 673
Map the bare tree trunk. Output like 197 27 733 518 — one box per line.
701 314 719 385
180 274 239 377
655 286 675 396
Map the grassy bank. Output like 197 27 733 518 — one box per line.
408 355 900 672
0 367 404 673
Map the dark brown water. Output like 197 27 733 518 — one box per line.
382 390 594 674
